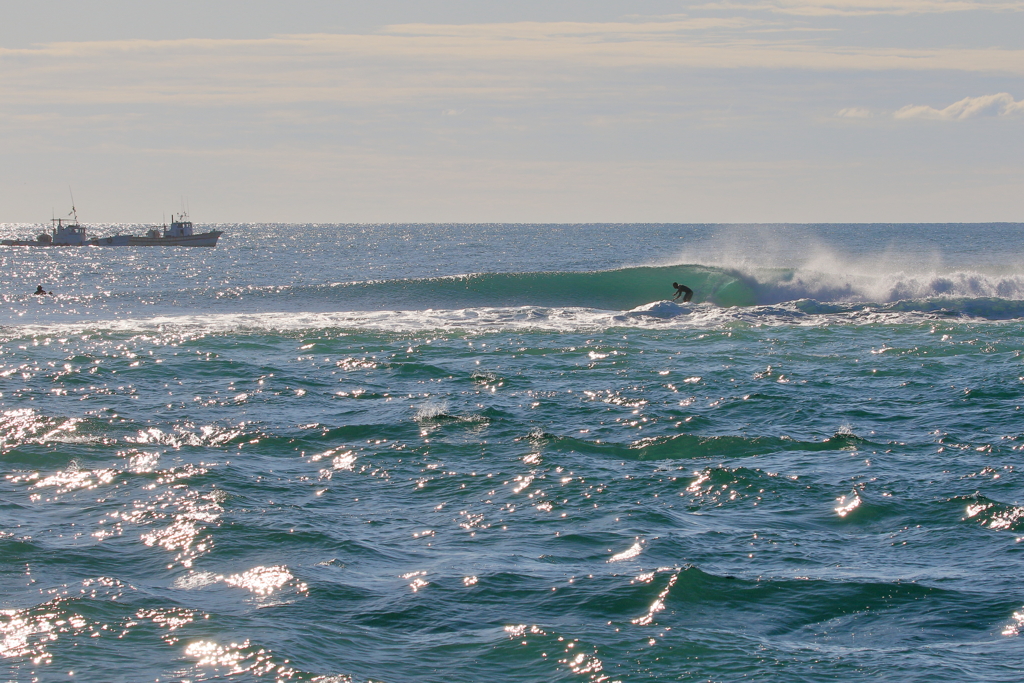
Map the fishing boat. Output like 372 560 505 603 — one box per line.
1 207 88 246
92 212 222 247
2 209 223 247
127 213 222 247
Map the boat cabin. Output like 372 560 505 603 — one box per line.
165 214 194 238
51 218 87 246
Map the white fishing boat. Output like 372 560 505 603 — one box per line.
93 213 222 247
135 213 222 246
1 206 88 246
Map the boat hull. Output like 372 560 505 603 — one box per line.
89 235 133 246
1 239 51 246
128 231 222 246
93 231 223 247
4 228 222 247
1 239 88 246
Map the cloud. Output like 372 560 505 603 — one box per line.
698 0 1024 16
383 18 760 39
835 107 873 118
3 16 1024 118
3 28 1024 111
894 93 1024 119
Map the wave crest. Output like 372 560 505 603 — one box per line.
315 264 1024 310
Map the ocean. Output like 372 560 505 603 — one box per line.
2 222 1024 682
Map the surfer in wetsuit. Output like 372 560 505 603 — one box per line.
33 285 51 296
671 282 693 303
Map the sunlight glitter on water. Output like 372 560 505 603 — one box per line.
631 571 679 627
224 566 304 597
834 492 862 518
607 540 644 563
0 409 82 452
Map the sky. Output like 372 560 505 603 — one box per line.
1 0 1022 223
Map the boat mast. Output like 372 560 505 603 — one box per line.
68 187 79 225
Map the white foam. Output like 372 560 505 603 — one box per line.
617 300 691 319
750 269 1024 305
0 300 990 337
172 571 220 590
414 401 450 421
664 229 1024 305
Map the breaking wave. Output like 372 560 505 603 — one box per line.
202 264 1024 312
8 263 1024 332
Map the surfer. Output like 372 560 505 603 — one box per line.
33 285 51 296
671 282 693 303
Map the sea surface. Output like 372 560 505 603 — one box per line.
2 222 1024 682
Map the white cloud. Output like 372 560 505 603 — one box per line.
698 0 1024 16
894 93 1024 119
3 28 1024 111
383 18 760 39
835 107 873 118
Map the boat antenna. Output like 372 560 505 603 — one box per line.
68 186 79 224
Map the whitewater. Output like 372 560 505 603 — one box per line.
2 222 1024 682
